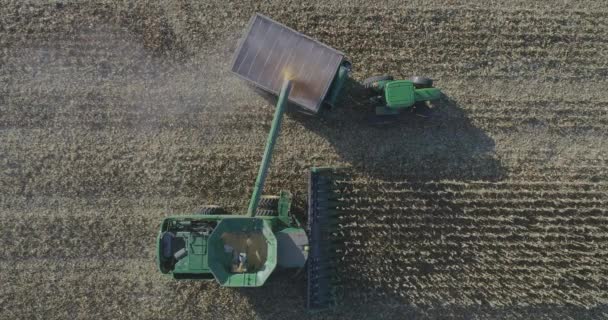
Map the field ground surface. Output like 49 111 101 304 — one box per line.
1 0 608 319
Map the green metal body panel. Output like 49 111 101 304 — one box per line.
414 87 442 102
247 80 292 216
384 80 415 109
370 79 442 110
172 231 210 274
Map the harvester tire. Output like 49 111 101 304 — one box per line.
258 196 280 210
256 209 278 216
411 76 433 88
197 206 225 215
363 75 393 89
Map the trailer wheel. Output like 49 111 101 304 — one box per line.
363 75 393 89
341 60 352 72
197 206 225 215
256 209 278 217
410 76 433 88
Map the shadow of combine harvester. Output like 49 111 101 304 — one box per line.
245 83 508 314
229 13 514 315
296 87 508 310
228 79 601 318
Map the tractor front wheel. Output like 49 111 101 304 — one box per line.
410 76 433 89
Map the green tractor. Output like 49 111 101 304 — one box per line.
363 75 442 121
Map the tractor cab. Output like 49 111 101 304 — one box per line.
363 75 442 117
384 80 416 109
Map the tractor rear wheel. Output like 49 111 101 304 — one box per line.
410 76 433 88
363 75 393 90
197 205 225 215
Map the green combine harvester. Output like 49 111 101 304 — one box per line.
157 80 309 287
156 13 441 310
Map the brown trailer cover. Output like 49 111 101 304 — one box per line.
231 14 345 113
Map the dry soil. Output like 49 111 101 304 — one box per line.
1 1 608 319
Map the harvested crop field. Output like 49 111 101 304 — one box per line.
1 0 608 319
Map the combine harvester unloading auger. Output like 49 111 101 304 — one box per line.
156 13 438 311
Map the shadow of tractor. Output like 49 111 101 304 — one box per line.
289 80 505 181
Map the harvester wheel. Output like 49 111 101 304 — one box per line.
256 209 278 216
197 206 225 215
258 195 280 210
410 76 433 88
363 75 393 90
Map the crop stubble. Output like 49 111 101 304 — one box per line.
1 1 607 319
